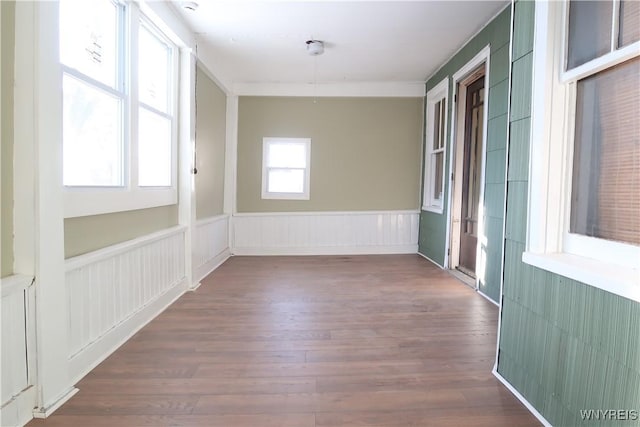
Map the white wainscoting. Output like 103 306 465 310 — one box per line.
233 210 420 255
65 226 188 383
1 274 37 427
193 214 231 284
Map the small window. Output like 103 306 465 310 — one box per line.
422 78 449 213
262 138 311 200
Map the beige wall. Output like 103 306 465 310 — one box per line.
64 206 178 258
1 1 15 277
195 65 226 219
237 96 423 212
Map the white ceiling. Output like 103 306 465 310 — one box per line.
171 0 508 94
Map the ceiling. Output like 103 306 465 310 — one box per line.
170 1 508 94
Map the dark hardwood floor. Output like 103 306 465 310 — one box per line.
29 255 540 426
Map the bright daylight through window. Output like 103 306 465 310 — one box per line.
262 138 311 200
60 0 178 216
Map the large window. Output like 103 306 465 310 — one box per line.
262 138 311 200
422 78 449 213
525 0 640 302
60 0 178 217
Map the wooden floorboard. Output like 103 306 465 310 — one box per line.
28 255 540 426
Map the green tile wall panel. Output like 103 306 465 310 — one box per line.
504 181 527 243
499 3 640 426
512 0 535 61
419 6 511 303
510 53 534 121
488 78 509 119
507 118 531 182
485 149 507 184
487 114 508 152
483 183 506 220
489 44 510 88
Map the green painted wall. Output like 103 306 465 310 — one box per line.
1 1 15 277
418 6 511 303
195 65 226 219
498 2 640 426
64 206 178 258
237 96 423 213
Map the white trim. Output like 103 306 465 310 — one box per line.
422 77 449 214
444 44 491 275
494 0 515 374
233 245 418 256
261 137 311 200
234 210 420 217
1 386 38 427
427 3 511 82
196 213 229 227
0 274 33 298
477 289 500 307
492 370 552 427
31 387 79 420
232 81 425 98
67 278 187 385
193 249 231 284
525 0 640 300
417 251 445 269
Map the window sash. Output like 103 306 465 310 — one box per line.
422 78 448 213
262 138 311 200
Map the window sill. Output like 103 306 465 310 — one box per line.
421 205 444 214
522 251 640 303
64 187 177 218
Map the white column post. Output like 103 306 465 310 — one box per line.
14 1 77 417
223 95 238 251
179 48 197 289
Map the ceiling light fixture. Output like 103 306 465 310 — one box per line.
181 1 199 11
306 40 324 56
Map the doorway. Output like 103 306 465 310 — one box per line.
446 50 489 283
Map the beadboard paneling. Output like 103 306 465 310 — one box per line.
193 215 230 283
233 211 419 255
66 226 187 382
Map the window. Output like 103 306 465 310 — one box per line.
422 78 449 213
60 0 178 217
525 0 640 302
262 138 311 200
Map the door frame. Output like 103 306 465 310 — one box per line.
444 45 491 289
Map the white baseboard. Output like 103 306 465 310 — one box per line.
493 369 552 427
1 386 38 427
233 244 418 256
478 289 500 307
417 251 444 268
193 249 231 283
32 387 78 420
68 279 188 385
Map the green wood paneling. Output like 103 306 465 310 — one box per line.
419 6 511 303
487 114 508 151
498 2 640 426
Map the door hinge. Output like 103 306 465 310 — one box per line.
451 172 454 181
454 94 457 103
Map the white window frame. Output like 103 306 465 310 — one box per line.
524 0 640 303
62 1 179 218
261 137 311 200
422 78 449 214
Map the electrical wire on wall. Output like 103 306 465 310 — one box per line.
192 41 199 175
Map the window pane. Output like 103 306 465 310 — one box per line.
570 57 640 245
432 152 443 201
619 0 640 48
59 0 119 88
567 0 613 70
267 169 305 193
139 24 171 113
138 108 172 187
268 143 307 168
63 74 122 186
